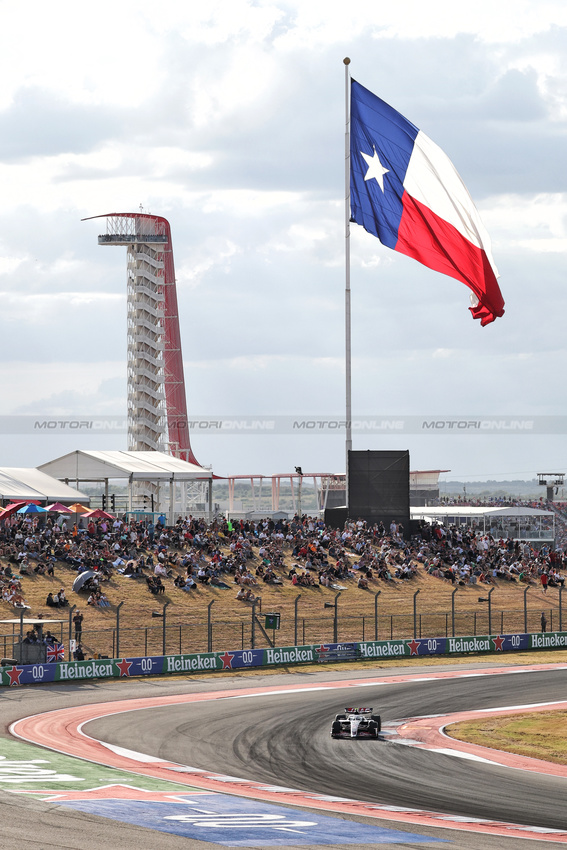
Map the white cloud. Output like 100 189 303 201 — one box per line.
0 292 124 324
482 193 567 246
177 239 241 287
0 4 163 109
0 256 23 275
3 361 125 412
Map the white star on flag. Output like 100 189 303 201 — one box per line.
360 147 389 191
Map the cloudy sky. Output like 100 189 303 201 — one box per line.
1 0 567 484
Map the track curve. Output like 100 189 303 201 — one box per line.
11 663 567 842
81 666 567 831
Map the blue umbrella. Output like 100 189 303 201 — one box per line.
17 504 48 514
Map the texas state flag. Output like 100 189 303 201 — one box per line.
350 79 505 326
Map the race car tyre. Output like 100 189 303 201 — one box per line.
371 715 382 732
331 721 342 737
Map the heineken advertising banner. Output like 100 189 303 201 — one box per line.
1 631 566 686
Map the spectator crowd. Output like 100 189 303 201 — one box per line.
0 506 565 618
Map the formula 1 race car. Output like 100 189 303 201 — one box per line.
330 707 381 739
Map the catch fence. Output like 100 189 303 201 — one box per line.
2 596 562 660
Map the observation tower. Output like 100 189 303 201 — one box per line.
84 212 199 466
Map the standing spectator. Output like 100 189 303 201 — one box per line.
73 610 84 642
541 611 547 633
541 572 548 593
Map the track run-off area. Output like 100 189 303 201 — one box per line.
3 662 567 849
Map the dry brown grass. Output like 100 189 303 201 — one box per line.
448 710 567 765
2 546 564 659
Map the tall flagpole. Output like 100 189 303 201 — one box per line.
344 57 352 510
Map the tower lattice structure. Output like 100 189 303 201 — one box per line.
85 212 198 466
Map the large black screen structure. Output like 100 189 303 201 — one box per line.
348 450 410 535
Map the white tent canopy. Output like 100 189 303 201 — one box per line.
410 505 555 543
39 450 212 482
0 467 89 505
38 450 213 522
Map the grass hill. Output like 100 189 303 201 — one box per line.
2 541 563 662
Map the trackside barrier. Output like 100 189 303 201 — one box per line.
1 630 567 687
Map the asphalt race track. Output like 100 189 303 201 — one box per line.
2 663 567 849
85 666 567 829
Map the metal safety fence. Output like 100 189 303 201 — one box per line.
2 592 562 661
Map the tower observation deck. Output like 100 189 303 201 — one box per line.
84 212 198 466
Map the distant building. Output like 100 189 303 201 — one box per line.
409 470 450 506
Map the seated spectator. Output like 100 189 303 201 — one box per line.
263 567 282 585
183 575 198 590
210 575 230 588
146 575 159 594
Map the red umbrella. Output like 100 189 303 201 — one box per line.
45 502 73 514
0 501 38 519
83 509 115 520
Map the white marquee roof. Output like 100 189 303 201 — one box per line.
0 467 89 504
411 505 554 519
38 450 212 482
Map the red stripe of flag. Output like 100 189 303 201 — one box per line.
396 193 504 326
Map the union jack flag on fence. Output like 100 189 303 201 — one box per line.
46 643 64 662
